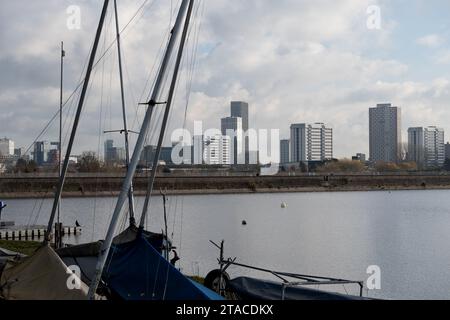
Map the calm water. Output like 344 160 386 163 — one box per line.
3 190 450 300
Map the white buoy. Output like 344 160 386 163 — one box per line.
281 202 288 209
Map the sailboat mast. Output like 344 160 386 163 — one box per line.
139 0 194 228
87 0 192 299
58 41 65 225
44 0 110 245
113 0 136 225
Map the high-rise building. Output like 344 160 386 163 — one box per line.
47 149 60 165
192 135 205 165
424 126 445 168
141 145 156 166
140 145 174 166
221 116 244 165
0 138 15 156
290 124 306 162
204 135 231 165
104 139 115 163
290 123 332 162
445 142 450 160
352 153 366 162
369 103 402 163
160 147 174 165
14 148 22 158
408 127 425 167
280 139 290 164
104 140 126 165
231 101 249 164
115 147 126 163
408 127 445 168
33 141 50 165
308 123 333 161
230 101 249 132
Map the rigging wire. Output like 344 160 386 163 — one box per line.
138 0 183 230
164 0 204 259
128 34 167 133
92 8 112 241
23 0 156 157
31 190 51 227
25 191 45 228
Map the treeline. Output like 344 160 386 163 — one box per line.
315 158 450 173
11 152 123 174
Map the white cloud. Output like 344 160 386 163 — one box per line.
435 50 450 64
416 34 445 48
1 0 450 159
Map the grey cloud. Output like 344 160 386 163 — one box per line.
1 0 450 159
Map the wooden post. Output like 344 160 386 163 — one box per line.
59 223 63 248
54 223 63 249
55 223 58 249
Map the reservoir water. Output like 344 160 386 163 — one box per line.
3 189 450 300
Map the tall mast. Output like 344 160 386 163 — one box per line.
113 0 136 225
44 0 110 245
58 41 65 226
87 0 192 299
139 0 194 228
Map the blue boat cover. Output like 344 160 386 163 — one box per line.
103 235 223 300
229 277 369 300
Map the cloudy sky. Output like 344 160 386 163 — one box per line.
1 0 450 158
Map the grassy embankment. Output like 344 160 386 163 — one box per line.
0 240 41 255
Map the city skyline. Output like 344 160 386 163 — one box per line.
1 99 449 165
2 1 450 159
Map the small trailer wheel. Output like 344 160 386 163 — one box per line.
204 269 230 293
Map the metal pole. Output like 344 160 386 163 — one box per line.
44 0 110 245
87 0 191 299
161 189 169 260
113 0 136 225
57 41 64 229
139 0 194 228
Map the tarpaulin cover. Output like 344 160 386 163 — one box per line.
55 226 168 285
103 235 224 300
229 277 367 300
0 247 24 277
112 225 166 251
0 246 90 300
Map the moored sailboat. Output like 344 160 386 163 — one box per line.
0 0 221 301
0 0 111 300
86 0 223 300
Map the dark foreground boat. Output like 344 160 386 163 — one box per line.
229 277 369 301
204 241 369 301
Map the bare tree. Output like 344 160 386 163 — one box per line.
78 152 102 173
